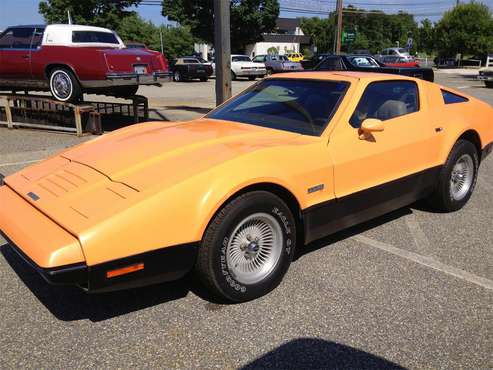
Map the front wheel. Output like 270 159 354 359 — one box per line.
49 68 82 102
427 140 479 211
195 191 296 302
199 76 208 82
231 71 237 81
248 76 256 81
485 81 493 88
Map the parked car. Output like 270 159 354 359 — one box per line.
231 54 266 80
434 56 459 68
478 68 493 88
172 57 213 82
286 52 304 62
314 55 434 82
379 47 414 62
252 54 303 74
300 53 333 70
381 55 420 68
0 24 170 102
1 72 492 302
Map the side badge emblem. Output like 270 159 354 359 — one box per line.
308 184 324 194
27 192 40 201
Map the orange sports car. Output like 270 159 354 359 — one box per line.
1 72 492 302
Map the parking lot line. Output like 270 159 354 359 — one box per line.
352 234 493 291
404 213 435 257
0 159 41 168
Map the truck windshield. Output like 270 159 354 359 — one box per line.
207 79 349 136
72 31 119 44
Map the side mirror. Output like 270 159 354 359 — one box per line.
359 118 384 140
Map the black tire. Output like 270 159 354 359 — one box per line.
195 191 296 302
427 139 479 212
173 70 183 82
200 77 208 82
485 81 493 88
112 85 139 98
49 68 82 102
248 76 256 81
231 71 237 81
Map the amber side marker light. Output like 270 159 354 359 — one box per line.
106 263 144 278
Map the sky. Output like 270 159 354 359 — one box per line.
1 0 493 31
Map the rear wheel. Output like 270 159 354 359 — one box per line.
427 140 479 211
485 81 493 88
200 77 208 82
231 71 237 81
248 76 256 81
173 70 183 82
195 191 296 302
49 68 82 103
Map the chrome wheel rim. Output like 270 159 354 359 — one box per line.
174 71 180 81
226 213 283 285
51 71 72 100
450 154 474 201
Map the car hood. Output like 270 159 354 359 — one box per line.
61 118 299 191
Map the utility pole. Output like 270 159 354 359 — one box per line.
214 0 232 106
335 0 343 54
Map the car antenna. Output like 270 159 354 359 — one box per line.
67 10 73 25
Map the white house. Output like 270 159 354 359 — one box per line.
194 18 310 60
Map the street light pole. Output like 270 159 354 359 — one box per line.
214 0 232 106
335 0 343 54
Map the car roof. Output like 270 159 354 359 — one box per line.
7 25 46 29
270 71 415 82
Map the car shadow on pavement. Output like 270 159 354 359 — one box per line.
0 243 208 322
0 204 419 322
241 338 406 370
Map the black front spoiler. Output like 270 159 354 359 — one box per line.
0 229 88 286
1 228 198 293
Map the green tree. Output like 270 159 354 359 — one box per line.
39 0 142 30
434 1 493 57
162 0 280 53
418 19 435 55
300 16 336 53
117 14 196 60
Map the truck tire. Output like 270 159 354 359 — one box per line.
49 68 82 103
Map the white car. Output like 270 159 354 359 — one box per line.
230 55 266 80
379 48 414 62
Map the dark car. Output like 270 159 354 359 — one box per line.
314 55 434 82
172 57 213 82
301 53 333 70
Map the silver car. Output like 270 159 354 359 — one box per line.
252 54 303 74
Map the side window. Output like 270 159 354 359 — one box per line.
350 81 420 128
0 27 34 49
441 90 469 104
0 29 14 48
317 58 343 71
31 28 44 49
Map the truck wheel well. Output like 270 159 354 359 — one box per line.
458 130 481 159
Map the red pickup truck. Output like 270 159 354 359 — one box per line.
0 24 170 102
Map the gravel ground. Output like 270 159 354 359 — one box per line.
0 71 492 369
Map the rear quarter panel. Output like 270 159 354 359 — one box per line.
426 83 493 164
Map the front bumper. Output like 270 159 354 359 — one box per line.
0 183 197 293
82 72 172 88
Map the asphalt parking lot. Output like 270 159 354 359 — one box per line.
0 71 492 369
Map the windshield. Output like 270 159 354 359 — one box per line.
232 56 251 62
398 48 410 55
207 79 349 136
